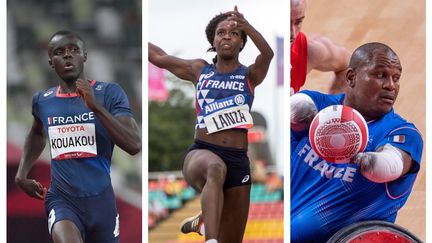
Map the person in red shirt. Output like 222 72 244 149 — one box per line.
290 0 351 95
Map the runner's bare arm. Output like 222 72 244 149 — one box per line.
15 117 48 200
76 79 141 155
149 42 207 83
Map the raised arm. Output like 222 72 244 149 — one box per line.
15 117 48 200
226 6 274 88
307 34 351 93
149 42 207 83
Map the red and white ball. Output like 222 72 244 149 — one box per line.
309 105 368 163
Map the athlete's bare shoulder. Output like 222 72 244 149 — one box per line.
306 33 350 73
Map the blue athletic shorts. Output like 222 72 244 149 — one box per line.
185 139 252 190
45 185 119 243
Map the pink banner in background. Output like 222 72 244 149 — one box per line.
148 63 169 102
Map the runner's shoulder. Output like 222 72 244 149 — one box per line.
33 87 57 103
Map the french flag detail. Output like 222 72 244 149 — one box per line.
392 135 405 143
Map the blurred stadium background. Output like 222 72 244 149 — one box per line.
6 0 142 242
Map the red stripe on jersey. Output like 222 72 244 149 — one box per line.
54 152 97 160
56 80 97 98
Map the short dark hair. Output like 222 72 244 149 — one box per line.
49 30 83 42
47 30 86 54
205 13 248 53
348 42 399 69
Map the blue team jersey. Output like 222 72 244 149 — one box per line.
291 90 423 243
32 80 132 197
195 64 254 133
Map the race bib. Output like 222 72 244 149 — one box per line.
48 123 97 160
203 94 253 134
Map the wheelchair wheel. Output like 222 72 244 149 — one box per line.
327 220 422 243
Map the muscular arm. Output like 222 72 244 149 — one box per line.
307 34 351 93
76 80 142 155
15 117 48 199
227 7 274 88
149 42 207 83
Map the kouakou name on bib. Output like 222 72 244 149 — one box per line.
203 94 254 134
48 123 97 160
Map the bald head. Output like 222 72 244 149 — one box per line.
291 0 307 44
348 42 400 70
291 0 307 8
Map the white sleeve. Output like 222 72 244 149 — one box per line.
354 144 404 183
